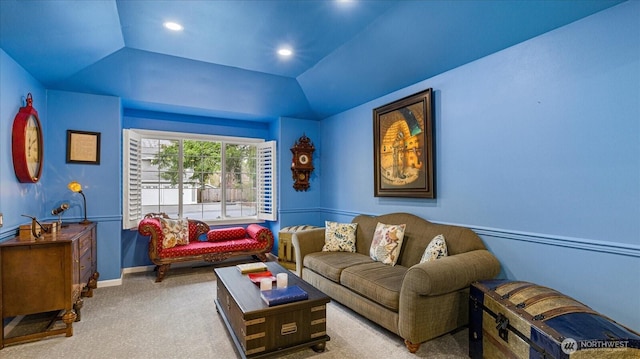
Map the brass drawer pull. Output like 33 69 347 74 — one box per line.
245 318 265 326
281 322 297 336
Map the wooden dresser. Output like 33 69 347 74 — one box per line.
0 223 99 348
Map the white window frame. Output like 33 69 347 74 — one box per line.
123 129 277 229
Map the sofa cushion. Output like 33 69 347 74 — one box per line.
158 238 264 258
159 218 189 248
322 221 358 252
207 227 246 242
369 222 406 266
303 252 373 283
420 234 448 263
340 262 407 311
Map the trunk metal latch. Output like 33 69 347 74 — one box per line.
496 313 509 342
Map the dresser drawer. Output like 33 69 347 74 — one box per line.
80 250 93 284
78 233 92 257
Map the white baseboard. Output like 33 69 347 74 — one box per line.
123 265 156 274
97 277 123 288
96 265 154 288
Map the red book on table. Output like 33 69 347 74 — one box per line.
248 271 276 284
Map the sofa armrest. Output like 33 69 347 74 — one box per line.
138 218 163 261
401 249 500 297
292 228 326 277
189 220 210 241
246 224 274 252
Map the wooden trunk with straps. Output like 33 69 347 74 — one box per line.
469 280 640 358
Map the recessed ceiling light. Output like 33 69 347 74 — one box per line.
278 48 293 57
164 21 183 31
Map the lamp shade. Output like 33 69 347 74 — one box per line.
68 181 90 224
68 181 82 192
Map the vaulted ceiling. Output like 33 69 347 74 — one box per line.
0 0 624 121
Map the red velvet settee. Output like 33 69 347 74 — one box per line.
137 213 274 282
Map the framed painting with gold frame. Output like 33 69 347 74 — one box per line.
66 130 101 165
373 88 434 198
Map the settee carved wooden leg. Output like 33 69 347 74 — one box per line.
254 253 268 262
156 264 171 282
404 339 421 353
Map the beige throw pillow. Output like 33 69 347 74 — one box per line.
369 222 406 266
322 221 357 252
420 234 448 263
159 218 189 249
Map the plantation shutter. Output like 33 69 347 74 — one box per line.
257 140 277 221
123 129 142 229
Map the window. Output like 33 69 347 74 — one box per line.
123 129 276 228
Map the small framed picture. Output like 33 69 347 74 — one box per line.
66 130 101 165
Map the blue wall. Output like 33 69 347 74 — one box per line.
0 50 47 237
276 117 322 229
318 2 639 330
45 90 123 281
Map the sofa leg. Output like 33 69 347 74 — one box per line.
254 253 268 262
404 339 421 353
155 264 171 282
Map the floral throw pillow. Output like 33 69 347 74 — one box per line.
159 218 189 249
420 234 448 263
322 221 358 252
369 222 406 266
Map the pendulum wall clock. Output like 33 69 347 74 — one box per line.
12 93 44 183
290 134 315 191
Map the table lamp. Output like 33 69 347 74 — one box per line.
68 181 91 224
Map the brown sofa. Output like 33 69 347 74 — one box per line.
293 212 500 353
138 213 274 282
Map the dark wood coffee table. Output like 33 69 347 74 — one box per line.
214 261 330 359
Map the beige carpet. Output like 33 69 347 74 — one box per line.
1 263 469 358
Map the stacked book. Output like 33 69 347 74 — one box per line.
247 271 276 284
260 285 308 307
236 262 268 274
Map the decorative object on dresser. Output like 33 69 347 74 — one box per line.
67 181 91 224
469 280 640 358
215 261 330 358
51 203 70 226
290 134 315 191
137 212 274 282
18 214 53 240
0 223 99 348
373 88 435 198
11 93 43 183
